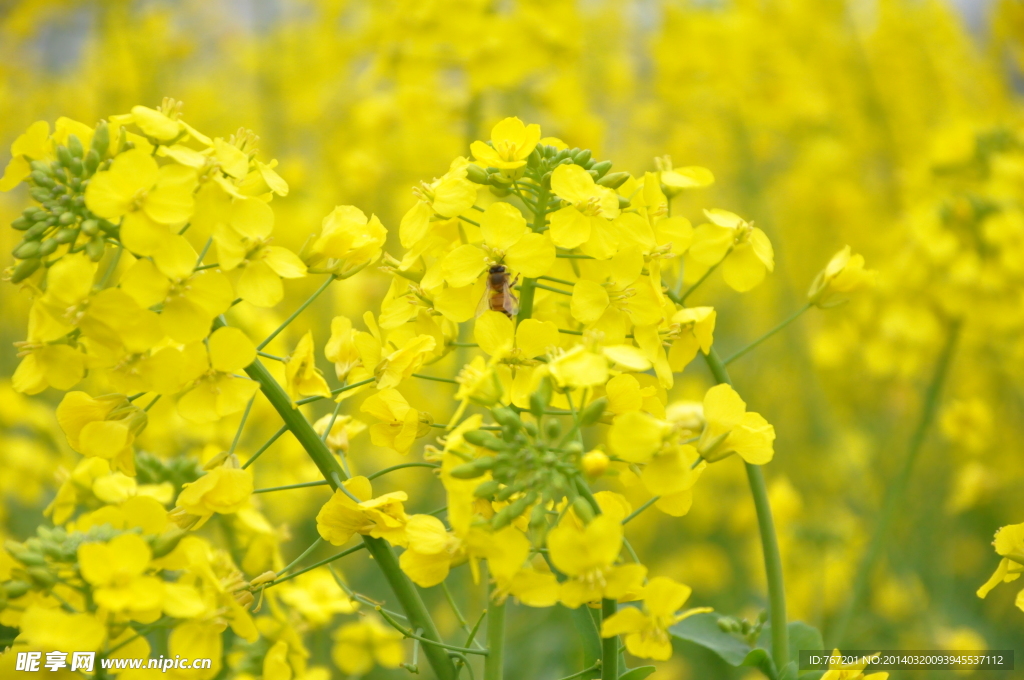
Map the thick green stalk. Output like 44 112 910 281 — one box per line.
484 596 506 679
829 322 960 646
703 348 789 670
600 599 618 680
243 358 458 680
516 183 548 326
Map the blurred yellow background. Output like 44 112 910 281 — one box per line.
2 1 1024 678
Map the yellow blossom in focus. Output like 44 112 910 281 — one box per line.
304 205 387 278
698 384 775 464
548 164 622 258
360 389 431 454
547 514 646 608
172 461 254 529
316 476 409 547
56 391 145 476
600 576 711 660
470 116 541 171
176 327 259 423
286 331 331 401
686 209 774 292
86 149 197 255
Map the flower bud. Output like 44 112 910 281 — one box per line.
30 171 54 188
590 160 613 178
85 236 105 261
491 406 522 430
28 567 56 589
577 397 608 427
38 238 58 257
463 430 505 450
68 134 84 158
54 227 79 244
473 479 501 499
56 145 73 167
573 149 592 165
11 258 40 282
91 121 110 157
572 496 595 524
13 241 41 259
597 171 630 189
11 217 31 231
530 378 553 420
30 187 52 203
3 580 31 599
465 164 489 184
581 450 609 477
544 419 562 439
449 456 496 479
84 149 100 174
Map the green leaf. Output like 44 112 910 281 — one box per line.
742 647 777 679
755 620 824 665
798 672 825 680
778 661 799 680
669 613 752 666
618 666 656 680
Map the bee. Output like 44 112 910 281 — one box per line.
477 264 520 319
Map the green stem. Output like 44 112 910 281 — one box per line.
484 594 506 679
515 183 548 326
253 480 329 494
262 544 366 588
679 247 732 305
703 348 789 670
556 661 603 680
724 302 812 365
242 424 287 469
257 275 335 350
413 373 460 384
378 607 488 656
279 537 324 576
622 496 659 525
367 462 439 481
242 356 458 680
228 395 255 455
600 599 618 680
828 321 960 647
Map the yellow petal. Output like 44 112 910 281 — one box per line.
443 244 489 288
571 280 610 324
548 206 591 249
208 326 257 373
505 232 555 278
481 202 528 251
475 311 515 356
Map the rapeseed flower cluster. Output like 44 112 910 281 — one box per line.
1 0 1023 677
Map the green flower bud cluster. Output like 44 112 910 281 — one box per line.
715 610 769 646
134 450 203 499
449 400 586 535
0 523 186 611
466 142 628 199
8 122 118 282
1 524 119 608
